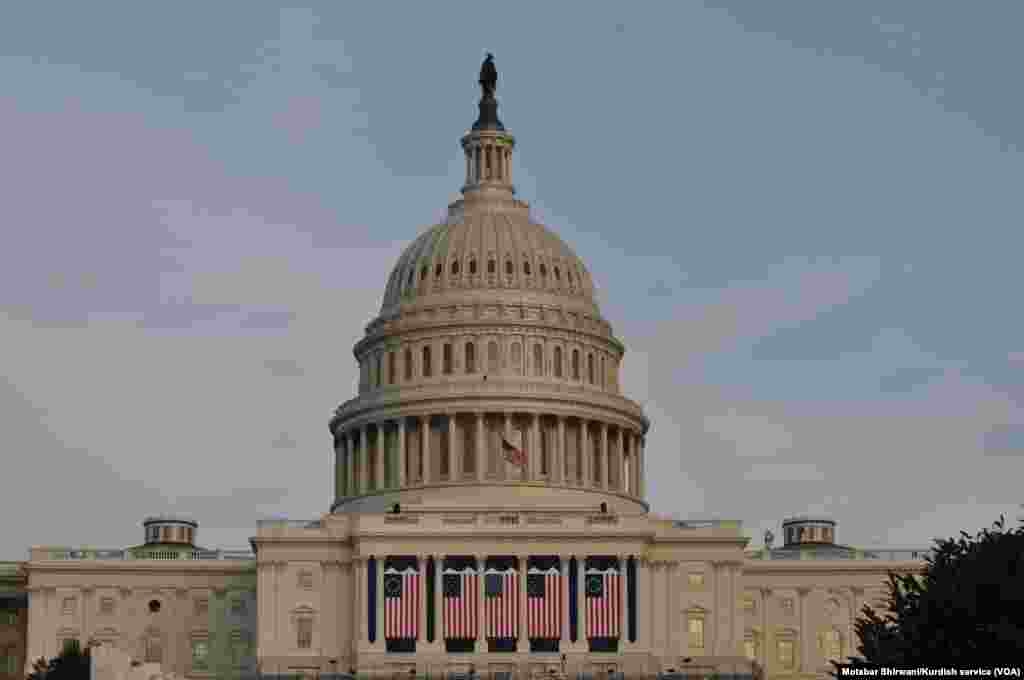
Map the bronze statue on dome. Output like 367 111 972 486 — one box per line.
479 52 498 99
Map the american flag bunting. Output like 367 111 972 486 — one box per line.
384 567 419 640
443 568 478 639
585 568 621 638
483 568 518 638
526 567 562 639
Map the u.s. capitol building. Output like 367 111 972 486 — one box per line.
11 58 926 680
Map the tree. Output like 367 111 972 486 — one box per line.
832 515 1024 673
27 639 91 680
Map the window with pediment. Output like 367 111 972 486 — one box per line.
686 609 705 649
296 618 312 649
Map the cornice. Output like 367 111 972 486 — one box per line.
27 562 255 576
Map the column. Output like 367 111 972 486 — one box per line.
556 416 566 484
575 557 586 649
798 587 812 672
417 556 427 643
665 562 678 658
421 416 432 484
433 555 444 649
449 413 460 480
638 559 651 652
529 413 540 480
477 555 486 652
344 433 354 497
355 558 367 647
618 557 626 645
638 434 646 498
375 425 385 491
759 588 771 673
476 412 486 481
600 422 609 490
398 418 407 488
504 413 512 480
649 562 663 656
334 437 343 503
359 426 369 495
581 421 591 487
517 555 528 650
560 557 569 645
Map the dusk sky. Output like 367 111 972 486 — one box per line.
2 2 1023 558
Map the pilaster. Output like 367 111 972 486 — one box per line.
449 413 460 481
375 426 385 491
600 423 608 490
798 586 812 673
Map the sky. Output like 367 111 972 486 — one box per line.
2 1 1023 559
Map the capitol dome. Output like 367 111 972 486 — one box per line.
328 68 648 515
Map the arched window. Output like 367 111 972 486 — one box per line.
540 263 547 278
554 266 561 281
572 349 580 380
523 261 531 276
420 265 428 281
451 260 459 275
588 354 595 384
511 342 522 371
469 259 477 275
388 351 395 384
505 260 513 276
404 349 413 381
465 342 476 374
533 344 543 377
600 356 606 388
488 259 496 274
422 346 432 378
434 263 442 279
554 346 563 378
443 343 453 375
487 341 499 373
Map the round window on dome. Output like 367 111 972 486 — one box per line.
148 600 161 614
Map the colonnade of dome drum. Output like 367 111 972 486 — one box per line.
332 410 645 503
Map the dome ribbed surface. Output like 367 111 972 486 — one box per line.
380 206 597 314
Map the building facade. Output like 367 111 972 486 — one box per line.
18 60 925 680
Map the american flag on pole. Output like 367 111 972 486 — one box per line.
384 567 419 640
443 568 478 639
484 568 518 638
501 433 527 467
526 567 562 639
585 568 621 638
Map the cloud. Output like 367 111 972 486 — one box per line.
982 425 1024 457
264 359 305 377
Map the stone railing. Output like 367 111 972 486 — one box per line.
670 519 744 530
35 548 256 561
348 511 652 534
745 548 931 561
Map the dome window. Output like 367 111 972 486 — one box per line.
505 260 513 276
451 260 460 275
469 259 477 275
404 349 413 381
554 266 561 281
465 342 476 374
488 259 496 274
540 263 547 277
420 266 428 281
435 263 442 278
523 261 531 276
148 600 161 614
554 346 563 378
572 350 580 380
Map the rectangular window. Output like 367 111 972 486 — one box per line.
194 598 209 616
687 617 704 649
99 597 115 615
191 640 209 669
688 572 705 588
443 343 453 374
62 597 76 615
297 618 313 649
778 640 795 668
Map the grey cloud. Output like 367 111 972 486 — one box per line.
271 432 298 450
264 359 305 377
879 367 946 393
982 425 1024 457
239 309 296 329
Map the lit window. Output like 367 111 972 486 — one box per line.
191 640 208 669
687 615 704 649
688 572 704 588
819 629 842 661
778 639 795 669
297 618 313 649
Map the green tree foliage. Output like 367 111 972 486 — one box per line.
832 515 1024 673
27 639 91 680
